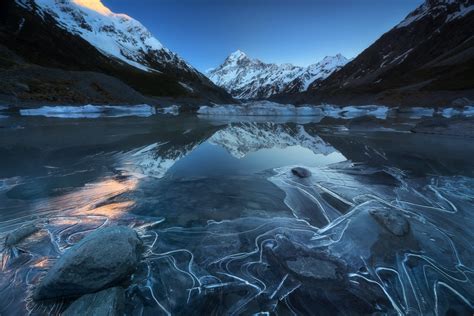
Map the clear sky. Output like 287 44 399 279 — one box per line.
102 0 422 72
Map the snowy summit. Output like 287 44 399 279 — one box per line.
207 50 348 100
16 0 197 74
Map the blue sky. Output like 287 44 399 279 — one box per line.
103 0 422 72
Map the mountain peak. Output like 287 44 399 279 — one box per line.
208 53 348 99
230 49 246 58
73 0 112 16
397 0 473 28
226 49 248 62
321 54 347 63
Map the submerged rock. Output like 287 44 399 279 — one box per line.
4 223 41 247
34 226 142 301
369 209 410 237
286 256 339 280
291 167 312 178
63 287 125 316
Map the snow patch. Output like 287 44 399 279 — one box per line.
179 82 194 93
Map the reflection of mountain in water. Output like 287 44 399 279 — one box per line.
116 141 201 178
209 122 336 159
117 122 339 178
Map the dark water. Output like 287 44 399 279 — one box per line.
0 114 473 315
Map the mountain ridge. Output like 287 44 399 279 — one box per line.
207 51 348 100
0 0 233 105
274 0 474 107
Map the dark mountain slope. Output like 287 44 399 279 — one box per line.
276 0 474 106
0 0 233 105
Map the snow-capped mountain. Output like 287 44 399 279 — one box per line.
207 50 348 100
289 0 474 106
15 0 197 74
396 0 474 28
0 0 232 103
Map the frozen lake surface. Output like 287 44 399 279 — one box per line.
0 113 473 315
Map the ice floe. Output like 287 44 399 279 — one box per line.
397 107 435 119
157 105 180 116
198 101 324 117
440 106 474 118
20 104 156 118
321 105 389 119
198 102 390 119
198 102 474 121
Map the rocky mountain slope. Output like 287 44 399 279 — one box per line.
0 0 232 105
207 50 348 100
278 0 474 106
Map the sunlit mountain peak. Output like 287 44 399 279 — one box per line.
73 0 112 15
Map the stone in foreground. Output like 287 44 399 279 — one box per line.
34 226 142 301
4 223 41 248
63 287 125 316
369 209 410 237
291 167 312 178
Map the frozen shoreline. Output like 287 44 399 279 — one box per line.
13 101 474 120
20 104 156 118
198 101 474 120
198 101 389 119
18 104 182 118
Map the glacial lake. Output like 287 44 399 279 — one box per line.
1 113 473 315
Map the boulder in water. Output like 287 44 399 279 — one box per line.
291 167 312 178
4 223 41 248
34 226 142 301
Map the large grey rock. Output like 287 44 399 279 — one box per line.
63 287 125 316
4 223 41 247
369 209 410 237
291 167 312 178
34 226 142 301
